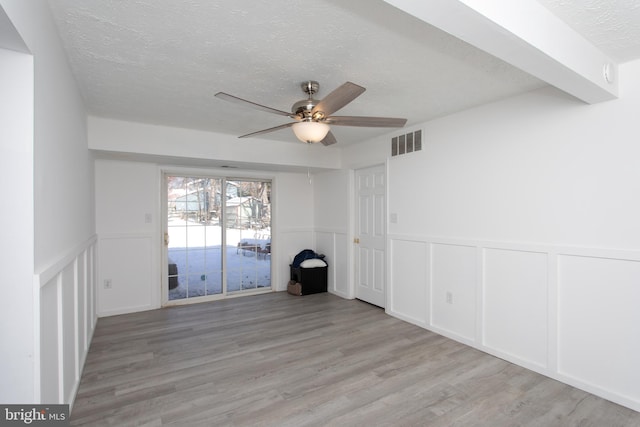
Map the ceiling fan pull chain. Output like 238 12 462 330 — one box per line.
307 144 312 184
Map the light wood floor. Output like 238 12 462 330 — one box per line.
71 292 640 426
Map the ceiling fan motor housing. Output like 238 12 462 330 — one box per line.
291 99 317 119
292 81 323 120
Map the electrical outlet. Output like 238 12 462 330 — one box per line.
104 279 112 289
145 213 152 223
446 291 453 304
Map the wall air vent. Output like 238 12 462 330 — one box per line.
391 130 422 157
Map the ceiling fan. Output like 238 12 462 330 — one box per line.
215 81 407 146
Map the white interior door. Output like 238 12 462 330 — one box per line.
355 164 386 307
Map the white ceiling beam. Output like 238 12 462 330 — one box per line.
383 0 618 103
0 5 29 53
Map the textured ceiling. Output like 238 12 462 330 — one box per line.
45 0 640 147
537 0 640 63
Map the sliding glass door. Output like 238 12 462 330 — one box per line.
165 174 271 304
225 180 271 292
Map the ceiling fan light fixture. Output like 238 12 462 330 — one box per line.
292 121 330 143
216 80 407 146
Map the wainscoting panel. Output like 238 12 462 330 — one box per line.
387 234 640 412
98 234 154 316
35 236 97 407
61 264 76 403
315 229 350 298
558 254 640 405
483 248 548 368
76 254 86 371
388 239 428 326
86 245 96 348
39 276 59 404
431 243 477 341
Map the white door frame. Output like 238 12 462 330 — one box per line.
353 164 386 307
160 171 274 306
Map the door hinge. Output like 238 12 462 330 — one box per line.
164 232 170 246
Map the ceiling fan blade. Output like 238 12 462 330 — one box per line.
239 122 295 138
326 116 407 127
215 92 292 117
312 82 366 117
321 131 337 146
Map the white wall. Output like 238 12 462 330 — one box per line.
0 0 96 406
313 169 353 298
388 88 640 248
273 171 316 288
95 160 160 316
383 60 640 411
0 43 35 403
1 0 94 269
95 158 315 315
89 117 336 312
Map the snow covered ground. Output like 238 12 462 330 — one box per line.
167 217 271 300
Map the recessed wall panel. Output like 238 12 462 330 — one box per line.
431 244 476 341
483 248 548 367
40 279 59 403
99 236 153 316
62 264 76 401
558 255 640 402
87 245 96 330
77 253 86 355
389 239 428 325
